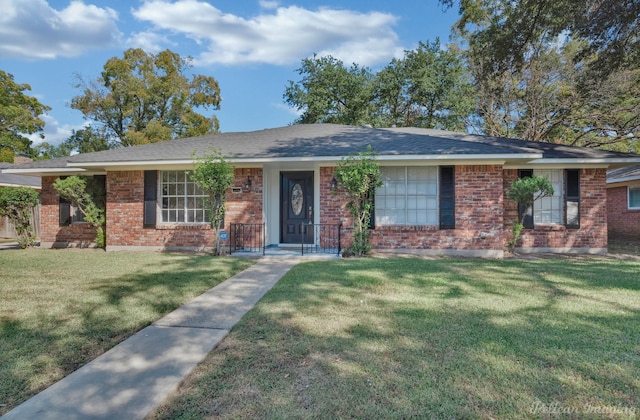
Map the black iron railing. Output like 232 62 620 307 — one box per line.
230 223 265 255
300 223 342 256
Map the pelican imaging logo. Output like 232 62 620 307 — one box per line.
530 401 636 416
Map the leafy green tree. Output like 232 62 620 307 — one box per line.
284 55 376 125
375 40 475 130
71 48 221 148
189 149 234 255
53 176 106 248
0 186 40 248
0 70 51 162
506 176 554 252
334 147 381 257
442 0 640 81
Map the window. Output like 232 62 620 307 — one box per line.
59 175 106 226
533 169 563 224
375 167 438 226
629 186 640 210
516 169 580 228
160 171 209 223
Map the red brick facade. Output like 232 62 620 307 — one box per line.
503 168 607 251
40 176 97 246
607 184 640 240
40 165 608 254
320 165 504 255
41 169 263 250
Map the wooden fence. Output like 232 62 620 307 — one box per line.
0 205 40 239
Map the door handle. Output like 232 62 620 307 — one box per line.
308 206 313 222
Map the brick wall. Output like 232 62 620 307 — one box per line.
40 176 97 246
607 184 640 240
105 169 263 250
503 168 607 250
320 165 505 253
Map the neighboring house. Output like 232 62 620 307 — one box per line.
5 124 640 257
0 161 42 238
606 165 640 241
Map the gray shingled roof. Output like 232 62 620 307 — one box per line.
607 164 640 183
7 124 640 170
0 163 41 188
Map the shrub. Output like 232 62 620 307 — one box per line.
334 146 381 256
53 176 106 248
506 176 554 252
0 187 39 248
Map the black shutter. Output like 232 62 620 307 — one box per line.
143 171 157 228
59 198 71 226
518 169 534 228
565 169 580 228
439 166 455 229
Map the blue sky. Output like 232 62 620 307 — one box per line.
0 0 459 146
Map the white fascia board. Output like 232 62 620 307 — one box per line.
2 167 88 176
504 163 610 170
66 153 543 169
606 175 640 184
0 182 40 189
527 158 640 165
67 160 193 168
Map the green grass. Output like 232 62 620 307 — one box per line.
0 249 254 415
151 257 640 419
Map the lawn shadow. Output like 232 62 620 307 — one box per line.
0 253 252 415
151 257 640 419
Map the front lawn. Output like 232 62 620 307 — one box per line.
152 257 640 419
0 249 254 415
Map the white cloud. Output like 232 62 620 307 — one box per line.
0 0 121 59
27 114 87 146
126 31 174 53
132 0 402 67
259 1 279 9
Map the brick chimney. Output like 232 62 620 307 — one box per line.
13 155 33 165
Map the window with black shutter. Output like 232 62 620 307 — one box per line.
439 166 455 229
565 169 580 228
143 170 157 227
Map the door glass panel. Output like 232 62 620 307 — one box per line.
291 183 304 215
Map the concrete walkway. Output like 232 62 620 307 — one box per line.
3 256 305 419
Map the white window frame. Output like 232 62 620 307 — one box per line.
629 186 640 210
159 170 210 224
375 166 439 226
533 169 563 225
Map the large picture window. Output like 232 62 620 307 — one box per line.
629 186 640 210
375 167 438 226
160 171 209 223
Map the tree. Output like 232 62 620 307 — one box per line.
506 176 554 252
375 40 475 130
0 70 51 162
53 176 106 248
442 0 640 81
465 35 640 149
71 48 221 148
189 149 234 255
0 187 40 248
334 147 381 256
284 55 376 125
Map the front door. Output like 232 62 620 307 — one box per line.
280 171 314 244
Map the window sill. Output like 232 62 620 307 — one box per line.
156 223 211 230
532 224 566 232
